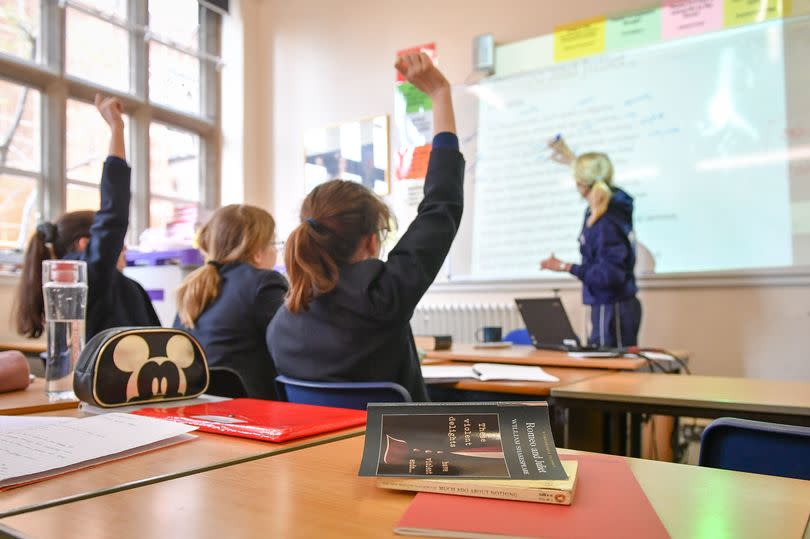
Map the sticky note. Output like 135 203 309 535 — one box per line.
662 0 723 39
554 17 606 62
724 0 788 26
606 8 662 51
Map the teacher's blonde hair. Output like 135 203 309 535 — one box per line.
573 152 613 227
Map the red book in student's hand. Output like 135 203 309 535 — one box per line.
132 398 366 443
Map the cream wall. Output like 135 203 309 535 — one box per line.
251 0 810 381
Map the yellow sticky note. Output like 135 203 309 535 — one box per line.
554 17 606 62
788 0 810 15
724 0 788 26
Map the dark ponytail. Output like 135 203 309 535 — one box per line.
13 211 95 338
285 180 391 314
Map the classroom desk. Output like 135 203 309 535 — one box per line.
2 436 807 539
551 372 810 457
425 362 617 397
0 379 78 415
0 409 365 518
0 342 46 355
425 344 684 371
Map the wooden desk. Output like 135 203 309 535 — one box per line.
2 436 807 539
426 344 651 370
0 341 46 355
428 364 616 397
0 409 365 518
551 372 810 424
551 373 810 458
0 379 78 415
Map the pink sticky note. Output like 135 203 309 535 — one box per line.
662 0 723 40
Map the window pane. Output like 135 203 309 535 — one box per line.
67 99 128 184
149 123 200 201
74 0 127 19
0 80 40 172
0 174 37 249
66 8 129 92
66 182 100 213
149 42 200 114
0 0 40 62
150 197 199 230
149 0 199 51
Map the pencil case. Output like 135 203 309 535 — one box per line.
73 327 210 408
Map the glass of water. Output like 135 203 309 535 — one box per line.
42 260 88 401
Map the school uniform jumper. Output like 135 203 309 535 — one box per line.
267 133 464 402
568 188 642 348
174 263 288 400
65 156 160 340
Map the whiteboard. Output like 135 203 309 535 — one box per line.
427 16 810 284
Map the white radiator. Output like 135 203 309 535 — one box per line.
410 303 524 343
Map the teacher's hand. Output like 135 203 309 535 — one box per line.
540 254 568 272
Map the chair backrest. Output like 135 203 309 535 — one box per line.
207 367 248 398
275 375 412 410
504 328 532 345
699 417 810 480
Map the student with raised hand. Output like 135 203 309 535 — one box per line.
14 95 160 341
268 52 463 402
174 205 287 399
540 140 641 348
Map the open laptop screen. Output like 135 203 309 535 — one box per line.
515 298 581 351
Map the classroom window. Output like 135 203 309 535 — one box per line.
0 80 40 250
65 4 130 92
0 0 223 262
0 0 41 63
149 122 201 228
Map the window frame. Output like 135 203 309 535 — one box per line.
0 0 221 254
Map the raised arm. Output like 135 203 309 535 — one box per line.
82 95 131 295
372 53 464 320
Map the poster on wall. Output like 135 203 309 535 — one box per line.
394 42 437 182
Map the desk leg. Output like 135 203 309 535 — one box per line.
630 413 642 458
602 412 612 454
617 413 628 456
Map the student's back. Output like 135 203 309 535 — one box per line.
268 53 463 401
174 205 286 399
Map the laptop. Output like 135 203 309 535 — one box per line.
514 298 618 354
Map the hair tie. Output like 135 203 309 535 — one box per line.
305 217 325 233
207 260 223 270
36 222 57 244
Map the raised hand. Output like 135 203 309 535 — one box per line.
95 94 124 130
548 135 576 166
395 52 450 98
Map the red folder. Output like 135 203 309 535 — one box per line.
395 453 670 539
133 398 366 443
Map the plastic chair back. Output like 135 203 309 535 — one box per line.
275 375 411 410
504 328 532 345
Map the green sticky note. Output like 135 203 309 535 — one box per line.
724 0 786 27
397 82 432 114
606 8 661 51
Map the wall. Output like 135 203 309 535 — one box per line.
254 0 810 381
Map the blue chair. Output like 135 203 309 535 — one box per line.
275 375 412 410
504 328 532 345
699 417 810 480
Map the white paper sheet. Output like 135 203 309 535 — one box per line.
0 413 197 488
421 363 559 383
0 416 76 434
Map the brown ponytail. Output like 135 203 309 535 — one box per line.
176 205 276 328
286 180 391 314
14 211 95 338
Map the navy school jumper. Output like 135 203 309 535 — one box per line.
65 156 160 340
568 188 641 348
267 133 464 402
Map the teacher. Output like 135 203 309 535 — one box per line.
540 139 641 348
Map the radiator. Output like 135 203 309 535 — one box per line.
410 303 524 343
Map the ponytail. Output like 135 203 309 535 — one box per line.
175 264 222 328
573 152 614 227
13 212 95 338
175 205 276 328
285 180 391 314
